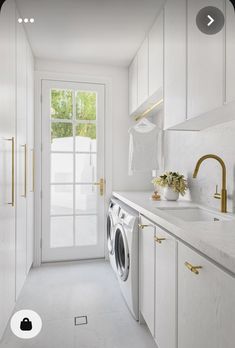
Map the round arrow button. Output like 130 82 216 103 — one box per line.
196 6 225 35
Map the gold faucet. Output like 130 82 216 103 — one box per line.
193 154 227 213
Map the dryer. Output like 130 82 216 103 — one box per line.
107 198 120 273
114 203 139 320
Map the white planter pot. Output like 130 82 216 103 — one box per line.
163 187 179 201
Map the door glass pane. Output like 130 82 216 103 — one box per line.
51 89 73 120
75 185 97 214
75 215 97 246
75 124 96 152
76 154 97 183
51 216 73 248
51 154 73 183
51 185 73 215
76 91 96 120
51 123 73 152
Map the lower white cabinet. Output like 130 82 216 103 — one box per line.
178 242 235 348
139 216 155 336
155 227 177 348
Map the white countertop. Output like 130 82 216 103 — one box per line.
113 191 235 275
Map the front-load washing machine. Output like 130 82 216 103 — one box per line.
107 198 120 273
114 203 139 320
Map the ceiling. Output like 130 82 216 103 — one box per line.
16 0 164 66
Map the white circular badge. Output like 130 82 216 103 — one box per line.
10 310 42 339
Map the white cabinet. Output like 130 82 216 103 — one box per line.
187 0 224 119
225 0 235 104
149 10 163 97
129 56 138 114
154 227 177 348
16 19 28 298
178 242 235 348
0 0 16 339
26 41 34 274
137 38 149 106
139 216 155 336
164 0 187 129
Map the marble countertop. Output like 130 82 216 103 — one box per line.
113 191 235 275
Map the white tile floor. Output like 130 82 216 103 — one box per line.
0 261 156 348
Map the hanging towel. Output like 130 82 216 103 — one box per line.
128 124 161 176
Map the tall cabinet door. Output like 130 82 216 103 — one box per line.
16 19 27 298
0 0 16 339
26 41 34 274
225 0 235 104
187 0 224 118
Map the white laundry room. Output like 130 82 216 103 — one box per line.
1 0 235 347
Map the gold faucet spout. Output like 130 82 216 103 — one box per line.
193 154 227 213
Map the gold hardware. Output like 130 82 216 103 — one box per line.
193 154 227 213
1 137 15 206
135 99 164 122
93 178 105 196
138 224 151 229
185 261 202 275
30 149 35 192
21 144 27 198
154 236 166 244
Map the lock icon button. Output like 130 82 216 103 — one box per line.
20 318 32 331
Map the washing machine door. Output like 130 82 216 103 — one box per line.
107 213 114 255
114 224 129 281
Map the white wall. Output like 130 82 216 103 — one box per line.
164 120 235 213
35 59 152 193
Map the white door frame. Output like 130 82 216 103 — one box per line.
34 71 113 266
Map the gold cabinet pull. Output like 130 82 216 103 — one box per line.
138 224 151 229
30 148 35 192
1 137 15 206
93 178 105 196
154 236 166 244
21 144 27 197
185 262 202 275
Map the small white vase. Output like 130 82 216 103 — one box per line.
163 187 179 201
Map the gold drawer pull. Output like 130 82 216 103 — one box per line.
154 236 166 244
185 262 202 275
21 144 27 197
138 224 151 229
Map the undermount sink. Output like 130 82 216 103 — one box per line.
158 207 231 222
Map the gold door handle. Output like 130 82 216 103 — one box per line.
30 148 35 192
93 178 105 196
1 137 15 206
185 262 202 275
154 236 166 244
21 144 27 197
138 224 151 229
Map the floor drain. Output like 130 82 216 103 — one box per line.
74 316 88 326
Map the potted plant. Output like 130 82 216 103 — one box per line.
152 171 188 201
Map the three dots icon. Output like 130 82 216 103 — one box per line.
18 18 34 24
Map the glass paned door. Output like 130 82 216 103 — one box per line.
41 80 105 262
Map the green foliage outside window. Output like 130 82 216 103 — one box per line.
51 89 97 141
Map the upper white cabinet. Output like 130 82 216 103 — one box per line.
164 0 187 129
154 226 177 348
128 10 164 116
137 38 149 106
149 10 163 97
139 216 155 336
187 0 224 119
178 242 235 348
129 56 138 115
164 0 235 130
225 0 235 104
